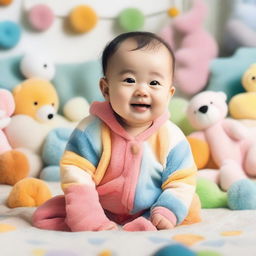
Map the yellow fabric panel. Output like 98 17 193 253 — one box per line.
162 166 197 189
61 182 80 191
93 123 111 185
60 151 96 176
148 124 169 165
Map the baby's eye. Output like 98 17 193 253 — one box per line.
150 80 160 86
123 78 135 83
251 76 256 80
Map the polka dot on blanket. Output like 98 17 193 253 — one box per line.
0 223 16 232
172 234 205 246
220 231 242 236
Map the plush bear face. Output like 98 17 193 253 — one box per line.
242 64 256 92
13 78 59 123
187 91 228 130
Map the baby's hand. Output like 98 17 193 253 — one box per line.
151 207 177 230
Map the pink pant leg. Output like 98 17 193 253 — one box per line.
32 195 71 231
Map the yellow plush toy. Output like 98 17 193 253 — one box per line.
4 78 89 208
229 64 256 119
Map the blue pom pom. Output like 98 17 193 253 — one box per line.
40 166 60 181
154 244 196 256
0 21 21 49
228 179 256 210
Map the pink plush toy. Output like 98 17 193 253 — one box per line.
160 0 218 95
0 89 15 154
187 91 256 191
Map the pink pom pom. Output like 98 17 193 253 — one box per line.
28 4 54 31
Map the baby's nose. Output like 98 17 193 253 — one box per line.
134 85 148 97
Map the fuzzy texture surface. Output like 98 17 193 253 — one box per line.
187 91 256 210
196 178 228 209
7 178 51 208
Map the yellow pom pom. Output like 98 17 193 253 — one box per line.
68 5 98 33
167 7 180 17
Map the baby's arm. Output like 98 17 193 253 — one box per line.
151 133 197 230
60 116 117 231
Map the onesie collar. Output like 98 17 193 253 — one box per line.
90 101 169 141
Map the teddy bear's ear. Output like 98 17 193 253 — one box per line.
218 91 227 102
13 84 22 95
249 63 256 69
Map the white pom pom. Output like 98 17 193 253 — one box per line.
63 97 90 122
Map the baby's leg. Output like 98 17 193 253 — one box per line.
32 195 70 231
65 184 118 231
123 215 157 231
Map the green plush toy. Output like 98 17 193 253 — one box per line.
196 178 228 208
169 97 194 135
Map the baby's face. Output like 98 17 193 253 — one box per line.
101 39 174 130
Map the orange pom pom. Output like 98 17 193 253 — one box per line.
68 5 98 33
167 7 180 17
0 0 13 6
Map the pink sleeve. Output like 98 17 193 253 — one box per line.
151 206 177 226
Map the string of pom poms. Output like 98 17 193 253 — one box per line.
21 1 180 33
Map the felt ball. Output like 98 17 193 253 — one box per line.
197 251 222 256
63 96 89 122
20 53 55 80
118 8 145 32
154 244 196 256
227 179 256 210
167 7 180 17
0 21 21 49
28 4 54 31
0 0 13 6
68 5 98 33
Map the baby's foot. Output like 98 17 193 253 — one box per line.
123 216 157 231
151 207 176 230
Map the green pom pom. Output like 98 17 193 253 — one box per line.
118 8 145 32
197 250 222 256
169 97 194 135
196 178 228 209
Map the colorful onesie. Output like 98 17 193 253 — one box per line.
33 101 200 231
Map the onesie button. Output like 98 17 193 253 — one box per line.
131 144 139 155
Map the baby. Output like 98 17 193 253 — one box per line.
33 31 200 232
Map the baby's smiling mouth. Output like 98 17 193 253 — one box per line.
130 103 151 108
130 103 151 112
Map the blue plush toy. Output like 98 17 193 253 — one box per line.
40 127 73 181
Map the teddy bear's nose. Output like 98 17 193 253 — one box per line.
48 114 54 119
198 105 208 114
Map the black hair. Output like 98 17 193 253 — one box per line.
101 31 175 76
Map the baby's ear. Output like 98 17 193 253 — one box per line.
99 77 109 100
170 86 175 96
